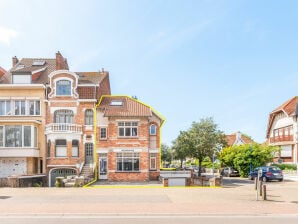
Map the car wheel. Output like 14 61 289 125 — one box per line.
262 176 267 182
248 175 253 180
279 179 283 182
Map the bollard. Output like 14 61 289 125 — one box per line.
262 185 267 200
254 178 257 190
259 181 263 197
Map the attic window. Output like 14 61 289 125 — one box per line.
32 60 45 66
110 100 123 106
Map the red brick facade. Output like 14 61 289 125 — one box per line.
0 52 164 186
96 96 164 182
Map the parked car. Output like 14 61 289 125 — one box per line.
220 167 240 177
248 166 283 182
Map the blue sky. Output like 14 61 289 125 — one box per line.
1 0 298 145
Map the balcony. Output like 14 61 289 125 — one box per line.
45 123 82 134
270 135 293 143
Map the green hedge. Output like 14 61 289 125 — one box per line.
271 163 297 171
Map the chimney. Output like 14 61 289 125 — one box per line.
56 51 68 70
12 56 18 67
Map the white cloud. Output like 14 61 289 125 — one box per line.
0 26 18 45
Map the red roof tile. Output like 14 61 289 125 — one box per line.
0 66 6 78
266 96 298 137
98 96 152 117
225 132 254 146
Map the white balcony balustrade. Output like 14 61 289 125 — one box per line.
45 123 82 134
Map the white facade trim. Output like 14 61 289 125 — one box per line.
0 149 40 157
50 107 78 114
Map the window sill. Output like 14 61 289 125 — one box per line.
117 137 139 139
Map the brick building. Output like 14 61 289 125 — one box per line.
266 96 298 164
96 95 164 182
0 52 164 186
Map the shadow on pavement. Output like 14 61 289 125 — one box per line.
222 177 254 188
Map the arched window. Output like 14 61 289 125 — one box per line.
150 124 157 135
54 110 74 123
85 109 93 125
56 80 71 96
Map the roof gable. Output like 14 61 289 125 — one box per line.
266 96 298 137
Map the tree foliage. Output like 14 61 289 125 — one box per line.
218 143 278 177
161 143 173 166
172 117 226 174
172 131 191 168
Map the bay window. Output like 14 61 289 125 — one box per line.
0 125 38 148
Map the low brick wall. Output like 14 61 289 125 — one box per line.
7 175 47 188
0 178 8 187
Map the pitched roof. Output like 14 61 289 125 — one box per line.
0 53 107 86
76 72 106 84
266 96 298 137
98 96 153 117
0 66 6 78
1 57 59 84
225 132 254 146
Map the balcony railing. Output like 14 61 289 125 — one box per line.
270 135 293 143
45 123 82 134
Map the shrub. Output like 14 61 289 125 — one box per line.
271 163 297 171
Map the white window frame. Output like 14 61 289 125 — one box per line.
150 154 157 170
118 122 138 137
85 109 93 126
55 139 67 157
150 124 157 135
72 140 79 157
56 79 72 96
100 127 107 140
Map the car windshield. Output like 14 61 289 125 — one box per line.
269 167 281 171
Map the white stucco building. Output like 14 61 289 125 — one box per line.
266 96 298 164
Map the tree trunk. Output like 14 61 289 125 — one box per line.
198 158 203 176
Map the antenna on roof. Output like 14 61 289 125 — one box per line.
132 95 138 100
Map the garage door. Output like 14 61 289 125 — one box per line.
50 168 77 187
168 178 186 186
0 158 27 178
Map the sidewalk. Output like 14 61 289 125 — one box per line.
0 178 298 216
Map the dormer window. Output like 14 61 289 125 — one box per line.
12 74 31 84
32 60 45 66
56 80 71 96
110 100 123 106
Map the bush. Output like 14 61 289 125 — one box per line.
271 163 297 171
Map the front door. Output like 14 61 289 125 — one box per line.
85 143 93 164
99 153 108 180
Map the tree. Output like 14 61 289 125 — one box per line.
173 117 226 175
188 118 226 174
161 143 173 167
218 143 278 177
172 131 191 168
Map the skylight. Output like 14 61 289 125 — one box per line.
110 100 123 106
32 60 45 66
